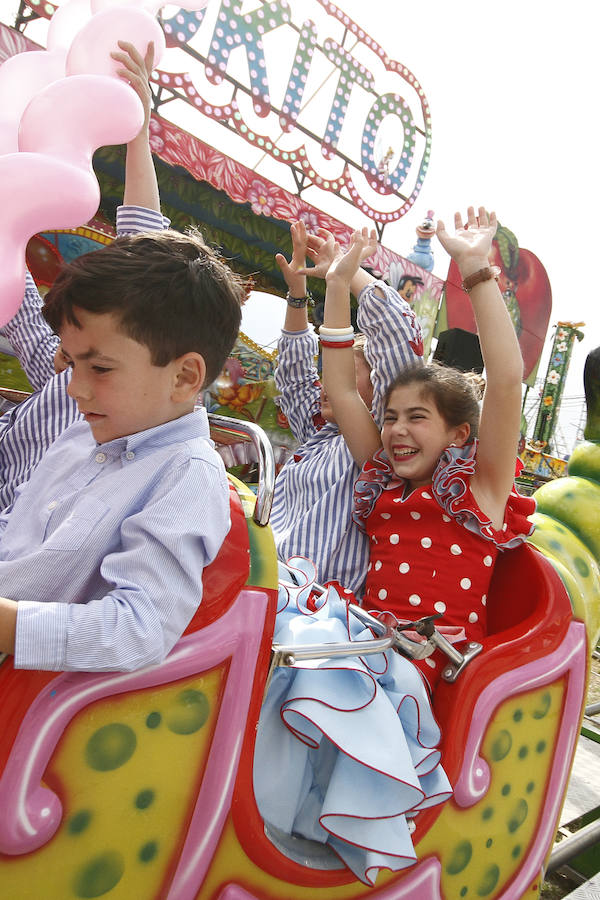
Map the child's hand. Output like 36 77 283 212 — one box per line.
325 228 377 286
111 40 155 131
275 220 308 291
297 228 337 279
436 206 497 276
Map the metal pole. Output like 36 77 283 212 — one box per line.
547 819 600 873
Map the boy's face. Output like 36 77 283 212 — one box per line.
61 308 189 443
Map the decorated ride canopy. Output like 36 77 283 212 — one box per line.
0 2 445 468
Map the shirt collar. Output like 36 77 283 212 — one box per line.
95 408 210 456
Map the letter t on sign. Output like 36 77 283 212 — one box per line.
205 0 292 117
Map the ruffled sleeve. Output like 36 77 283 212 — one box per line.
352 448 396 530
432 441 536 549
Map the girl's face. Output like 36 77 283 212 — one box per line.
381 383 469 487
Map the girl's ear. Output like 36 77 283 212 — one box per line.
451 422 471 447
172 352 206 402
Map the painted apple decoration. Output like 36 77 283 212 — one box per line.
444 222 552 381
25 235 63 287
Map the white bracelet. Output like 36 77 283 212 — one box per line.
318 325 354 336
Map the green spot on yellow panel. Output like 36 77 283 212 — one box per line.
446 839 473 875
165 689 209 735
477 864 500 896
518 745 529 759
145 712 161 729
73 851 124 898
67 809 92 835
460 888 468 897
490 729 512 761
135 789 155 810
85 724 136 771
574 557 590 577
486 838 493 848
508 798 529 833
512 844 522 859
513 709 523 723
138 841 159 863
536 740 547 753
481 806 494 820
501 784 511 796
526 781 535 793
549 539 562 552
532 692 551 719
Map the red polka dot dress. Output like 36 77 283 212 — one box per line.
353 442 535 688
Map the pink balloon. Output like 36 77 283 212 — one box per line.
0 74 144 326
47 0 93 53
0 154 97 326
66 6 165 77
0 49 65 155
18 74 144 162
91 0 146 12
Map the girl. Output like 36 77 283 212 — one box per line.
321 207 534 688
253 208 534 885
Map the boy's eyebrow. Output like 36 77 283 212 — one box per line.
60 346 118 364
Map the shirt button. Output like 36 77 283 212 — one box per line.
125 451 135 460
95 452 107 463
47 500 57 510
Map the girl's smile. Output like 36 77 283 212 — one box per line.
382 384 468 487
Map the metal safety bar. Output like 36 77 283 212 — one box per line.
208 413 275 527
264 591 483 699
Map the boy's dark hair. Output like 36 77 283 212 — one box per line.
42 228 245 386
384 362 483 440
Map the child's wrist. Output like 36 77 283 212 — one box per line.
457 257 492 279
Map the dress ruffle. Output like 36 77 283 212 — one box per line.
353 442 535 550
254 558 452 886
432 444 535 548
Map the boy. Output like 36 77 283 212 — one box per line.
271 221 423 596
0 227 245 672
0 40 165 510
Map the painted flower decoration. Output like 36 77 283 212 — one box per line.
247 179 276 216
547 370 561 385
298 209 320 234
148 117 165 154
543 395 554 407
557 329 568 340
557 341 568 352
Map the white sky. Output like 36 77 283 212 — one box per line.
1 0 597 451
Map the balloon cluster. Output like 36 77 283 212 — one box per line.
0 0 172 326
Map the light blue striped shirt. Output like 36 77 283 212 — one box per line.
270 281 423 597
5 411 230 672
0 206 168 511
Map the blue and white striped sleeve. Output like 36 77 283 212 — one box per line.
116 205 170 235
0 271 58 390
274 327 322 444
357 280 424 427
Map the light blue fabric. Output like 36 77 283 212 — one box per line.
254 558 452 886
4 410 230 672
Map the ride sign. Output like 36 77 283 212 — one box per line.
157 0 431 223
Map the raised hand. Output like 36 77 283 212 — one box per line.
275 219 308 286
436 206 497 274
111 40 155 130
326 227 377 286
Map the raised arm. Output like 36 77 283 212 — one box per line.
437 206 523 525
111 40 160 212
321 230 382 466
